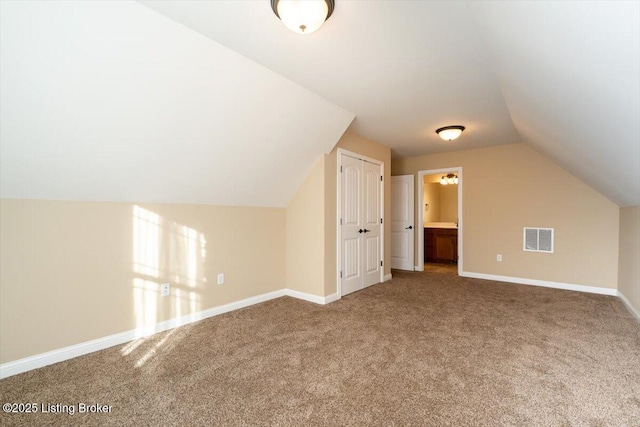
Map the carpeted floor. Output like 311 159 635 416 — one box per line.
1 269 639 426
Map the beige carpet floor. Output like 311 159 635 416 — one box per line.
1 269 639 426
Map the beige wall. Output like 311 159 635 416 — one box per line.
0 141 627 366
618 206 640 314
1 135 387 364
286 156 326 296
393 143 619 289
440 184 458 223
423 182 441 223
0 199 286 363
325 130 392 295
324 154 337 296
423 175 457 224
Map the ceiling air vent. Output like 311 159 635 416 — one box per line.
523 228 554 253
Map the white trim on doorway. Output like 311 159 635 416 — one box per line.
417 167 463 274
336 148 385 298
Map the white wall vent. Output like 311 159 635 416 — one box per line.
523 228 554 253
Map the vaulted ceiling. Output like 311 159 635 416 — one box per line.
1 1 638 207
0 1 353 207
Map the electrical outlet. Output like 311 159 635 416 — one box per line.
161 283 170 297
497 254 502 262
217 273 225 285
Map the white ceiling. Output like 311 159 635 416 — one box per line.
142 0 640 206
141 0 522 158
2 1 638 207
0 1 353 207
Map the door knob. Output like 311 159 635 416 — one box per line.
363 229 371 233
359 229 364 233
405 225 413 230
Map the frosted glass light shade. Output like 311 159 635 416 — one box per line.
436 125 465 141
440 174 458 185
272 0 333 35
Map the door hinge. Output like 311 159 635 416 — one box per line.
380 218 383 224
340 271 343 278
340 218 342 225
380 261 383 266
380 176 383 181
340 166 343 173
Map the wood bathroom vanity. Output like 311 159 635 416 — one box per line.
424 226 458 263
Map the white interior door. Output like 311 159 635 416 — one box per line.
390 175 415 271
362 160 381 288
341 155 363 296
340 153 382 296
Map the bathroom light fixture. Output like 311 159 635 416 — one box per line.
271 0 335 34
440 174 459 185
436 125 465 141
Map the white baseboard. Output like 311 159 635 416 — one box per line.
283 289 338 305
0 287 344 379
323 292 340 304
617 291 640 322
458 271 639 321
0 289 291 380
5 276 632 380
0 329 140 381
459 271 617 296
383 274 393 282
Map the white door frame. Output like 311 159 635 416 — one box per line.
417 167 463 274
337 148 385 298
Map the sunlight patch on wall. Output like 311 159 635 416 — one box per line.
133 206 160 277
131 205 208 341
133 278 160 336
169 223 207 288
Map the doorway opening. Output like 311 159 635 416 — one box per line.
417 168 462 275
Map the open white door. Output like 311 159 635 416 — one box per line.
390 175 414 271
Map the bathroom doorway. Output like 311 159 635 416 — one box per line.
417 168 462 274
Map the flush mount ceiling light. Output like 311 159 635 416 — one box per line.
271 0 335 34
436 125 465 141
440 174 459 185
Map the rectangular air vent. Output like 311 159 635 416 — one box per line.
523 228 554 253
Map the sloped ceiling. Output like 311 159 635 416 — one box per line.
0 1 354 207
2 1 638 207
141 0 521 157
468 1 640 206
142 0 639 207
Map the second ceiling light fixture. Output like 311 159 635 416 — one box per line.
436 125 465 141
